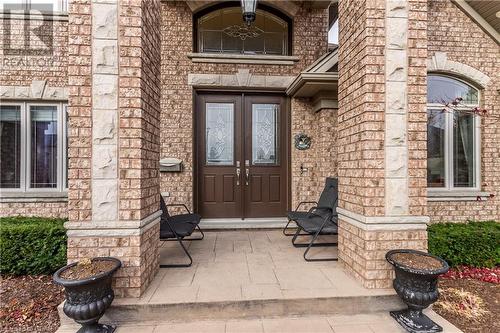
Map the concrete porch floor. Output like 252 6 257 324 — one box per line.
58 230 462 332
140 230 394 303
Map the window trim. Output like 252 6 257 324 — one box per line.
427 74 481 193
0 102 26 191
0 101 68 194
0 0 68 20
193 1 293 56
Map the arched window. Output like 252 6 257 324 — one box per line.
195 5 290 55
427 75 480 190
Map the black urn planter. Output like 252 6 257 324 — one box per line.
53 257 121 333
386 249 449 333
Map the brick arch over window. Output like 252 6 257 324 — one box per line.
428 52 491 88
186 1 299 18
194 2 292 56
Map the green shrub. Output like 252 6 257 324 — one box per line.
428 221 500 268
0 216 67 275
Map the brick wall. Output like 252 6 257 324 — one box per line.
67 0 92 222
160 1 330 210
0 201 67 218
427 0 500 222
0 12 70 217
407 0 428 217
337 0 386 217
291 99 338 208
0 16 68 87
118 0 162 220
67 222 160 297
339 220 428 288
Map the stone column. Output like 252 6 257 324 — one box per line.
336 0 428 288
66 0 162 297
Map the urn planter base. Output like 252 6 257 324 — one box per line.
76 323 116 333
390 309 443 333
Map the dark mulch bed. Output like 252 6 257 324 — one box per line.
0 275 64 333
435 277 500 333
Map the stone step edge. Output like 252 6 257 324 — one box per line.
58 294 403 326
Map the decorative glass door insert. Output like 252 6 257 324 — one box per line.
205 103 234 165
252 104 279 165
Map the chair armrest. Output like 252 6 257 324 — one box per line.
166 203 191 214
295 201 318 211
307 206 332 213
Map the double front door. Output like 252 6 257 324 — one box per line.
196 93 288 218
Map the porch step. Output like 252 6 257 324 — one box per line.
58 293 403 327
56 309 463 333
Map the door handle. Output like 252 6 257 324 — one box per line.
245 168 250 186
236 168 241 186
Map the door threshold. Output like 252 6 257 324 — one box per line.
200 217 287 229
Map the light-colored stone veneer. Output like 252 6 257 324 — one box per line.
187 69 295 91
385 1 409 216
0 80 68 100
427 52 490 88
91 0 119 221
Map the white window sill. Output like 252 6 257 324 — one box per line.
427 191 492 202
0 192 68 203
187 53 300 65
0 10 68 21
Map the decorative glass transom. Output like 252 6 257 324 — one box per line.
197 7 289 55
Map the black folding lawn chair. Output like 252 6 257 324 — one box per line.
159 195 204 268
283 177 338 236
291 177 339 262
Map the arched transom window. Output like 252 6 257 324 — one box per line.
427 75 480 190
196 6 290 55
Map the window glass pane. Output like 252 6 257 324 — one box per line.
252 104 279 165
30 105 58 188
198 10 222 29
265 33 285 55
206 103 234 165
453 112 475 187
222 35 243 53
0 1 25 11
244 35 264 54
427 109 446 188
427 75 478 105
198 7 288 55
201 31 222 53
0 105 21 188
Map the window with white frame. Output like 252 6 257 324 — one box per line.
427 75 480 190
0 102 68 192
0 0 68 13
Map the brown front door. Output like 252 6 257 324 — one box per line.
196 93 288 219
